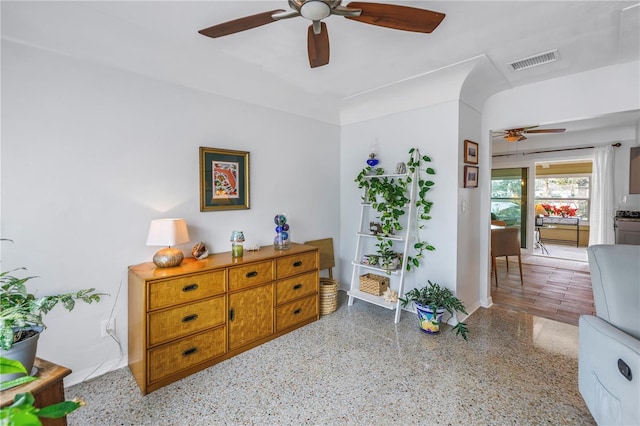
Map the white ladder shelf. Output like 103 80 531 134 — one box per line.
347 168 417 323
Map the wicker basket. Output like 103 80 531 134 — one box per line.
319 277 338 315
359 273 389 296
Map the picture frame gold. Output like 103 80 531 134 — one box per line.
199 147 250 211
464 165 479 188
464 139 478 164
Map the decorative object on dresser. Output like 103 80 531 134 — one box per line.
230 230 245 258
128 243 319 394
191 242 209 260
273 214 291 250
199 147 250 212
145 218 190 268
463 139 478 164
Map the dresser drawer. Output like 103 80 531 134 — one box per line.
148 270 225 311
148 327 226 384
228 261 273 291
275 271 318 305
276 294 318 332
148 296 225 346
276 251 317 279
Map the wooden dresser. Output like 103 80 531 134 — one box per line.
128 243 319 394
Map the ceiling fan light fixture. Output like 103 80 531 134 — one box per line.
505 134 521 143
300 1 331 20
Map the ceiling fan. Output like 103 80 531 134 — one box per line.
493 126 566 143
198 1 445 68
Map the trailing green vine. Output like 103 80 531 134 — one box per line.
354 148 436 272
405 148 436 270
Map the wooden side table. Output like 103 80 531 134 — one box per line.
1 358 72 426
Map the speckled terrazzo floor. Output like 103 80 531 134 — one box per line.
66 291 594 425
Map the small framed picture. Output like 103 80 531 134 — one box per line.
464 166 479 188
199 147 250 211
464 140 478 164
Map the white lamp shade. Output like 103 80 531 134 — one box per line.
146 218 190 247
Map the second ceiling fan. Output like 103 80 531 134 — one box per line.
198 1 446 68
494 126 566 143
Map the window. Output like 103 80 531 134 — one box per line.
535 176 590 220
491 168 528 247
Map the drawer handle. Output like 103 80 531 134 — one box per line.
246 271 258 278
293 261 303 267
182 314 198 323
182 284 198 292
293 284 302 290
183 347 198 357
229 308 235 321
293 308 302 315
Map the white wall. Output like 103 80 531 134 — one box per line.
456 102 482 312
339 102 461 307
480 61 640 303
1 40 340 385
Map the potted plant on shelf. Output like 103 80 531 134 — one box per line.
400 280 469 340
0 240 104 381
375 239 401 271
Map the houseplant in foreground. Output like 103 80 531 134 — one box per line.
0 240 104 380
400 280 469 340
1 357 84 425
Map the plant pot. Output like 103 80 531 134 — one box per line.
1 326 43 382
414 303 445 334
380 257 399 270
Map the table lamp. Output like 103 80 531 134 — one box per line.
146 218 190 268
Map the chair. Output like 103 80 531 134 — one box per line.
490 227 523 287
303 238 335 278
579 244 640 425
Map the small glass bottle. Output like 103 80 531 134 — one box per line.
230 230 245 258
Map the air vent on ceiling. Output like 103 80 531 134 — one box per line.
508 49 559 71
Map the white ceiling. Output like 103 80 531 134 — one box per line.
2 1 639 127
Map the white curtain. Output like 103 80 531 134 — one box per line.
589 145 615 245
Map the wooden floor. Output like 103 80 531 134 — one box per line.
491 252 595 326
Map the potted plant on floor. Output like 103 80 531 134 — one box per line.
0 240 104 381
400 280 469 340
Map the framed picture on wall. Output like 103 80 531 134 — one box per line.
464 165 479 188
464 140 478 164
199 147 250 211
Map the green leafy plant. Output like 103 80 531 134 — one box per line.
355 148 436 272
0 357 84 425
400 280 469 340
0 240 105 351
405 148 436 270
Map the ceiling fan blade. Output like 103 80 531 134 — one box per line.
308 22 330 68
198 9 285 38
344 2 445 33
523 129 566 134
